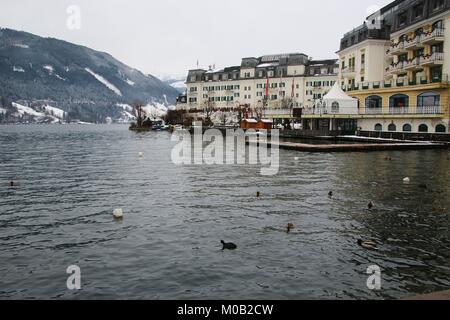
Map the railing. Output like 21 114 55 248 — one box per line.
387 61 404 73
420 52 444 65
359 106 443 115
404 36 421 48
341 66 356 74
342 74 448 92
302 106 358 116
420 28 445 43
404 57 420 69
390 41 405 53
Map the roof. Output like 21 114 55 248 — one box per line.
323 82 358 101
243 119 258 123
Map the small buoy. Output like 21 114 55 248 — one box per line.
294 157 299 161
403 177 410 183
138 152 143 157
286 223 295 233
221 240 237 250
368 201 374 210
113 208 123 219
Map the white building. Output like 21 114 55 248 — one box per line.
178 53 339 125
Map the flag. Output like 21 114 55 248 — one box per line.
265 74 269 99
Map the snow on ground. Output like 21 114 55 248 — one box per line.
116 103 134 112
13 44 29 49
85 68 122 96
125 79 135 86
43 105 65 119
12 102 44 117
170 80 186 90
13 66 25 73
43 65 54 73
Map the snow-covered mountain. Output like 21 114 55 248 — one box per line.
155 72 187 94
0 28 179 123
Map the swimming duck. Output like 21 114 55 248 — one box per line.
286 223 295 233
368 201 374 210
221 240 237 250
328 191 333 198
256 191 261 198
357 239 378 250
9 181 18 187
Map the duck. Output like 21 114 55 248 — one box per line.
256 191 261 198
221 240 237 250
9 181 18 187
357 239 378 251
418 184 428 190
328 191 333 198
368 201 374 210
286 223 295 233
403 177 410 183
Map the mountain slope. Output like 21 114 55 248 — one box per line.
0 28 179 123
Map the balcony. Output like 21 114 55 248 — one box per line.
387 61 405 75
359 106 443 116
403 57 422 71
390 41 407 55
342 74 448 92
404 36 424 50
341 66 356 77
420 52 444 66
420 28 445 45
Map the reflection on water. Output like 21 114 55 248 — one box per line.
0 124 449 299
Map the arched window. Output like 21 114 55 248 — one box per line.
374 123 383 131
418 124 429 132
331 101 339 112
403 124 412 132
417 92 440 106
389 94 409 108
436 124 446 133
388 123 397 132
365 96 382 109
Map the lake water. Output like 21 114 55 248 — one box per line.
0 124 449 300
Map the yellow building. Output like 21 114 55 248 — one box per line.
338 0 449 135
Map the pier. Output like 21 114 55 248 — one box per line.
249 140 449 153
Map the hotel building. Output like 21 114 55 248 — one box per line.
338 0 449 135
178 53 338 124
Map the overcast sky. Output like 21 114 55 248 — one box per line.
0 0 393 78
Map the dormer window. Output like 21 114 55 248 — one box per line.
432 0 444 12
398 12 407 27
412 3 424 20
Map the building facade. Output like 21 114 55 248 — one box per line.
178 53 338 125
337 0 450 135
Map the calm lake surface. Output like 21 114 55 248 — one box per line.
0 124 449 300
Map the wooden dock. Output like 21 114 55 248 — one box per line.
248 141 449 153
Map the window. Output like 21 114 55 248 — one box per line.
412 3 424 20
431 0 444 12
234 93 240 98
366 96 382 109
433 20 444 30
388 124 397 132
331 102 339 112
389 94 409 108
403 124 412 132
417 92 440 106
418 124 429 132
436 124 446 133
190 87 198 93
271 95 277 100
374 124 382 131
